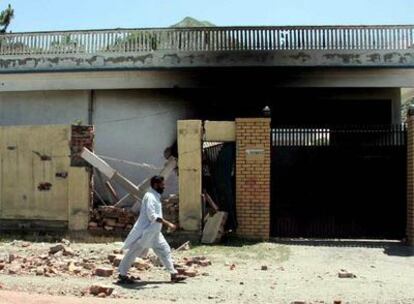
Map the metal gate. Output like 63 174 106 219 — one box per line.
271 124 407 239
203 142 237 231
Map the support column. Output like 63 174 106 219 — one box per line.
68 167 91 231
177 120 203 232
235 118 271 239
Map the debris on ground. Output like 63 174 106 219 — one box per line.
133 258 151 270
89 284 114 297
184 256 211 267
35 267 45 276
8 253 18 263
147 251 163 267
0 241 212 281
63 246 75 256
261 265 268 271
230 264 236 271
8 264 21 275
338 269 356 278
49 244 65 255
61 239 71 246
95 267 113 277
112 255 124 267
201 211 228 244
175 241 191 251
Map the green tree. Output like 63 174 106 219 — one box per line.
0 4 14 33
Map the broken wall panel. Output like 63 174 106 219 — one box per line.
71 125 94 167
0 124 92 230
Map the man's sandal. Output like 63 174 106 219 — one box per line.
117 274 141 284
171 273 186 283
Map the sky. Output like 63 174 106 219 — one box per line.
1 0 413 32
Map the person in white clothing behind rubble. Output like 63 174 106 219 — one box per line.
117 175 186 284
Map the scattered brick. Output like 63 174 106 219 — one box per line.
49 244 65 254
338 270 356 278
89 284 114 296
112 255 124 267
63 247 75 256
95 267 114 277
36 267 45 276
8 264 21 275
183 268 197 277
8 254 17 263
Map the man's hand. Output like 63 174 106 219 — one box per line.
156 218 177 231
167 222 177 231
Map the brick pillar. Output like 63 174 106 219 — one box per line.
235 118 271 239
407 106 414 245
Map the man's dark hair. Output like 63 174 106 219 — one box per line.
150 175 164 188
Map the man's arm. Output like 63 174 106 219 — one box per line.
145 195 177 230
156 218 177 230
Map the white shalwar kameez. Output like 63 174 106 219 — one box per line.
118 188 177 276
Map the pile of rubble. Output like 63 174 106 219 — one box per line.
162 194 179 226
88 206 137 231
0 241 98 279
88 194 179 233
0 240 211 297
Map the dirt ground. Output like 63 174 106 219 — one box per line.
1 238 414 304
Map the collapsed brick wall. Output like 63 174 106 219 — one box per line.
71 125 94 167
88 195 179 233
70 125 94 231
235 118 271 240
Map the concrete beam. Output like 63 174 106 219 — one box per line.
2 68 414 92
80 148 116 179
1 49 414 74
204 121 236 142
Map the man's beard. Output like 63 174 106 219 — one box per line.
156 187 164 195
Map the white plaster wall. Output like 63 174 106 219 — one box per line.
0 90 89 125
92 90 194 199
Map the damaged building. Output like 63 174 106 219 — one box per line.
1 25 414 243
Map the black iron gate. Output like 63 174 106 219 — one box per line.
271 124 407 239
203 142 237 231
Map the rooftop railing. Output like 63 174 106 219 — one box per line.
0 25 413 56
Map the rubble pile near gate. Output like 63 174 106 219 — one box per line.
162 194 179 225
88 194 179 232
88 206 137 231
0 241 211 280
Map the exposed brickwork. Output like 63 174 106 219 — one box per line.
235 118 271 239
407 112 414 245
71 125 94 167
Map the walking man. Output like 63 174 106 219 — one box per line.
118 175 185 283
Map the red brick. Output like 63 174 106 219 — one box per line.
95 267 113 277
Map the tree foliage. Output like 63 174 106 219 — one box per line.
0 4 14 33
